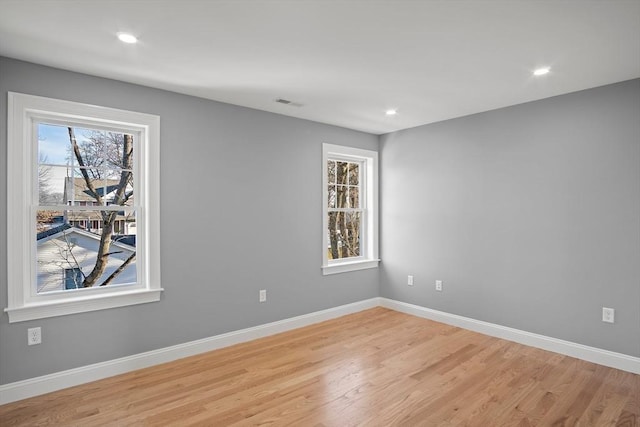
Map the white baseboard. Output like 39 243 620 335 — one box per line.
379 297 640 375
2 296 638 405
0 298 379 405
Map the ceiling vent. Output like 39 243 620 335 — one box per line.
275 98 303 107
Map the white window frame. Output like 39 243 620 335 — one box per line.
5 92 162 322
322 143 379 275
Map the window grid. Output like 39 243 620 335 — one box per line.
327 158 365 261
322 143 379 275
6 92 162 322
34 122 139 295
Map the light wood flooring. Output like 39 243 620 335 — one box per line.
0 307 638 426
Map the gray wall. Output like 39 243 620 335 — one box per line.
1 57 637 387
380 79 640 357
0 57 380 384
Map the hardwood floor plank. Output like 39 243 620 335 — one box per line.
0 307 637 426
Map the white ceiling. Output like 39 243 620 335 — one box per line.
1 0 639 135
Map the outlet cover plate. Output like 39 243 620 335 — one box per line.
602 307 615 323
28 327 42 345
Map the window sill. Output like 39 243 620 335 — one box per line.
4 288 163 323
322 259 380 275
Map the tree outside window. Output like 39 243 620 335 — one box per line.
6 92 161 323
327 160 362 260
37 124 137 291
322 143 379 275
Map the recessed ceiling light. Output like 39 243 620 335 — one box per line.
385 109 398 116
117 33 138 44
533 67 550 76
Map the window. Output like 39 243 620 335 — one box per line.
6 92 162 322
322 143 379 274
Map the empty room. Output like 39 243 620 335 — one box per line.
0 0 638 425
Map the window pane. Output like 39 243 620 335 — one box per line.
72 129 134 170
71 170 104 205
38 165 68 205
327 211 361 260
348 163 359 185
327 212 339 260
36 209 65 234
69 169 132 207
327 161 336 184
65 268 83 290
38 123 70 166
66 209 104 234
349 187 360 208
73 127 107 169
104 169 134 206
336 185 348 208
328 186 336 208
36 210 138 293
105 132 134 170
336 161 348 184
344 211 361 258
67 128 134 171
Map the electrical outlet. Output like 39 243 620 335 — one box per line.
259 289 267 303
28 327 42 345
602 307 615 323
408 275 414 286
435 280 443 291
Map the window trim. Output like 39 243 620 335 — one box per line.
6 92 162 323
322 143 379 275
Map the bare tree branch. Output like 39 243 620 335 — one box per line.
99 252 136 287
69 127 103 204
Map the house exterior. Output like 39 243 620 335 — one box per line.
36 224 137 293
63 177 136 235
